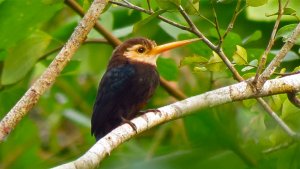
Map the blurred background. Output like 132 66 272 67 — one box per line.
0 0 300 168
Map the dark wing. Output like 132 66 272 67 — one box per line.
91 64 135 139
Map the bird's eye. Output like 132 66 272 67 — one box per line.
137 47 146 53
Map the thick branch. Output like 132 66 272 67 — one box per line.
53 74 300 169
0 0 108 142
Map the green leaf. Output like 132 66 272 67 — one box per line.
283 7 297 16
0 0 62 49
241 59 257 72
0 49 7 61
281 98 300 119
242 30 262 45
246 0 268 7
181 0 199 15
242 99 257 108
270 95 282 111
206 52 224 72
157 57 179 81
233 45 248 65
133 10 165 33
266 7 298 17
179 55 208 67
61 60 80 75
155 0 180 10
293 65 300 72
82 0 91 12
193 66 207 72
276 24 300 45
242 72 256 79
2 30 52 85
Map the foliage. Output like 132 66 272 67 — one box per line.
0 0 300 168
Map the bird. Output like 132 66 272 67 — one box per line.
91 37 200 140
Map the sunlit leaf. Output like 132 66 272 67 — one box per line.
233 45 248 65
246 0 268 7
2 30 52 85
180 55 208 67
293 66 300 72
242 99 257 108
281 98 300 119
181 0 199 15
283 7 297 16
206 51 224 72
270 95 282 111
194 66 207 72
242 72 256 79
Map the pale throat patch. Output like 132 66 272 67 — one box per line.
124 45 158 66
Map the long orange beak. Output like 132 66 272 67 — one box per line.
149 38 201 55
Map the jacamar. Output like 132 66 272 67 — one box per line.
91 37 199 140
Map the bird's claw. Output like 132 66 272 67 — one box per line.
140 109 162 116
121 117 137 133
139 108 160 114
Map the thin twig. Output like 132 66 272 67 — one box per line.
220 0 243 47
211 1 222 42
253 0 287 85
256 22 300 89
257 97 297 137
263 141 295 154
109 1 191 31
0 0 108 142
177 3 298 139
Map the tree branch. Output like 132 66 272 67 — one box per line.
255 22 300 89
0 0 108 142
253 0 290 85
177 3 297 139
111 0 299 139
53 74 300 169
220 0 243 46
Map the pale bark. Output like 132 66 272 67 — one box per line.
53 74 300 169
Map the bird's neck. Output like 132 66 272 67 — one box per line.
108 55 157 69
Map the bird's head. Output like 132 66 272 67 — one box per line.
113 38 200 66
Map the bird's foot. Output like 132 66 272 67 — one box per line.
121 117 137 133
140 109 161 116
